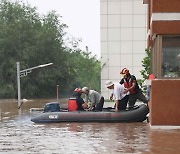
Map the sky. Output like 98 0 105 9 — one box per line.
22 0 101 58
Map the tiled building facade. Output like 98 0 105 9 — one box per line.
100 0 147 98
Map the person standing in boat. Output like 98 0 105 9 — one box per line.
81 87 104 111
119 68 148 109
105 80 129 112
69 88 88 111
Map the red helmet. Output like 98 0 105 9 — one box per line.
148 74 155 80
120 68 129 75
74 88 82 93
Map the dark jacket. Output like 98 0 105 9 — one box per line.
72 92 85 111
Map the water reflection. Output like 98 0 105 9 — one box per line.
0 99 180 154
149 129 180 153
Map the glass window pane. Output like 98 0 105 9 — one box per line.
162 36 180 78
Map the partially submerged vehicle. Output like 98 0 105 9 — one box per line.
31 101 149 123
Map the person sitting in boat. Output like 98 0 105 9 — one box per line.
119 68 148 109
81 87 104 111
105 80 129 112
68 88 88 111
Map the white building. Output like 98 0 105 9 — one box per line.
100 0 147 99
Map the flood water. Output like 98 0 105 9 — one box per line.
0 99 180 154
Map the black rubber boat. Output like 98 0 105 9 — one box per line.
31 102 149 123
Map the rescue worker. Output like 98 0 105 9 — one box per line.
69 88 88 111
119 68 148 109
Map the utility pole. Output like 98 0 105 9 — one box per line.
56 84 59 103
17 62 21 109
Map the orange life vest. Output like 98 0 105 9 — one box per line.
123 78 136 94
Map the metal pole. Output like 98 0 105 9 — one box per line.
17 62 21 109
57 85 59 103
16 62 53 109
20 63 53 73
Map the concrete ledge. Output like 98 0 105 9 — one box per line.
150 79 180 126
150 125 180 129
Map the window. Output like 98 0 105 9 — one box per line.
162 36 180 78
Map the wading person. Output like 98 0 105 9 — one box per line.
120 68 148 109
82 87 104 111
105 80 129 112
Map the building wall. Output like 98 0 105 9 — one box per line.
150 80 180 125
145 0 180 47
143 0 180 126
144 0 180 78
100 0 147 99
152 0 180 13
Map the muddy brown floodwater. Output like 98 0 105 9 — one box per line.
0 99 180 154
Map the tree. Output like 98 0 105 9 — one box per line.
0 0 101 98
0 0 69 98
140 48 151 80
67 48 101 92
138 48 151 90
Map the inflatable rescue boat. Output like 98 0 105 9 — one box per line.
31 101 149 123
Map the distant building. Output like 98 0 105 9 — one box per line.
100 0 147 98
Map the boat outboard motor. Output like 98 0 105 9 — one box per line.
43 102 60 112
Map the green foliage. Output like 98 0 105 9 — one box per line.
140 48 151 80
67 49 101 92
138 48 151 91
0 0 100 98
